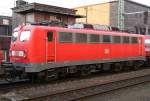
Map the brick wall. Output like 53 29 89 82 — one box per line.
75 3 111 25
109 1 118 28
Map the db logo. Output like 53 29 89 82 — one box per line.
104 49 110 54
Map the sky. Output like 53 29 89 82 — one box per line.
0 0 150 16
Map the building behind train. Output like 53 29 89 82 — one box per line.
75 0 150 35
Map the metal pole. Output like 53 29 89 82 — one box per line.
46 37 48 64
54 36 57 63
146 25 149 35
84 7 88 24
118 0 125 30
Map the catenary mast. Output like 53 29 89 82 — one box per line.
118 0 125 30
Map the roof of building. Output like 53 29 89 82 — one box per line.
126 0 150 8
0 15 12 19
12 3 84 18
75 0 150 9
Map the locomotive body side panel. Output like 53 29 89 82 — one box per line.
9 25 146 73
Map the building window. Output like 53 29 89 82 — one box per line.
49 15 57 21
26 14 34 23
56 16 61 21
3 19 9 25
0 26 8 35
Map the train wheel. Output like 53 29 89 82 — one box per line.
5 72 16 82
133 61 144 70
102 63 111 71
112 63 123 72
58 68 67 78
96 64 102 72
133 65 140 70
123 66 130 71
43 69 58 82
78 65 91 76
28 73 38 83
123 61 133 70
89 65 97 73
146 57 150 66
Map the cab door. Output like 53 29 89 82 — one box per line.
46 31 55 62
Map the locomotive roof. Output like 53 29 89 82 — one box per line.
20 25 144 37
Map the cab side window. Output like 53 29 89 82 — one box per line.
47 32 53 41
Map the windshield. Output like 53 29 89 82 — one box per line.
20 31 30 42
145 39 150 46
12 31 19 42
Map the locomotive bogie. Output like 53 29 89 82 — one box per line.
0 66 4 75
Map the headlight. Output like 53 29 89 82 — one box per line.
18 51 24 57
10 51 26 58
12 51 15 56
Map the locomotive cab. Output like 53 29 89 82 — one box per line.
10 26 55 62
10 27 30 64
5 25 57 80
2 26 32 80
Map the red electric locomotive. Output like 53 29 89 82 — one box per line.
145 35 150 64
5 24 146 81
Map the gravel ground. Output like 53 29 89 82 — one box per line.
77 81 150 101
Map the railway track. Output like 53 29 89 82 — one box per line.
0 81 42 95
1 67 150 101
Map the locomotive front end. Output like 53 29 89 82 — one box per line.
3 25 32 80
3 25 56 81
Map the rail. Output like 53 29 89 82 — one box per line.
1 68 150 101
